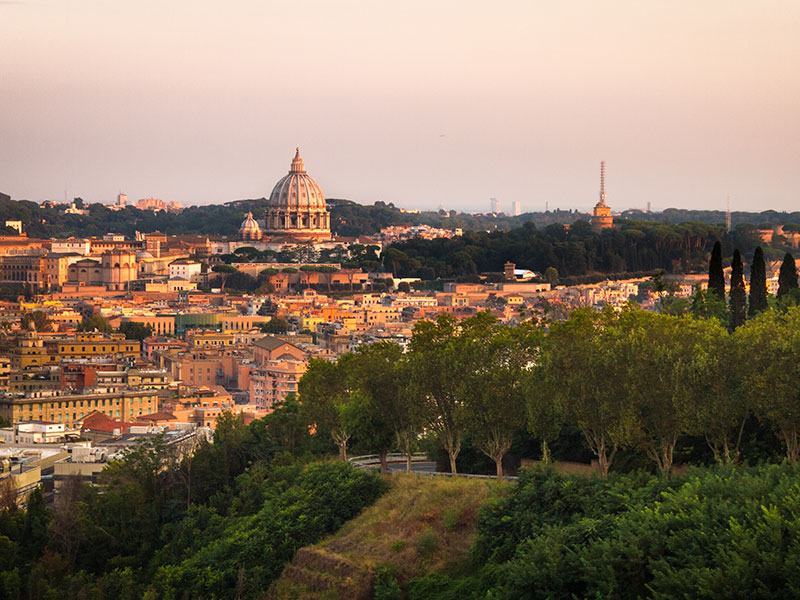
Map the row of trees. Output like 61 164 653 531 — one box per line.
301 304 800 478
300 313 540 477
384 219 767 281
707 242 799 329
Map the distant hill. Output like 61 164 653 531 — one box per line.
0 195 583 239
622 207 800 227
1 193 799 239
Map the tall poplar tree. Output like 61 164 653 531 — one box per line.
748 246 768 316
708 241 725 301
777 252 799 299
729 249 746 330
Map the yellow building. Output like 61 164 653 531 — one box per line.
7 331 140 370
298 314 325 332
56 334 139 362
362 306 401 326
0 356 10 390
94 368 171 391
187 331 237 348
0 389 160 426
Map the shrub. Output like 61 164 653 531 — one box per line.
416 528 438 561
373 564 401 600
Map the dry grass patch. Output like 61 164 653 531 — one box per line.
269 473 509 599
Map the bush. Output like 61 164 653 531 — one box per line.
471 464 800 599
373 564 401 600
416 527 438 561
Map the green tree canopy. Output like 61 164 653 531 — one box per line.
748 246 768 316
540 308 638 477
298 357 354 461
777 252 798 299
407 314 468 474
78 313 112 334
734 307 800 462
20 311 51 332
708 240 725 301
118 321 154 341
343 342 406 473
729 248 747 330
460 314 541 476
260 317 290 334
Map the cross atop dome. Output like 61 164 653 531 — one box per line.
290 147 305 174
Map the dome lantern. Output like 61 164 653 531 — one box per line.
290 147 306 174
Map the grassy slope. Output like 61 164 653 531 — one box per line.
268 473 509 599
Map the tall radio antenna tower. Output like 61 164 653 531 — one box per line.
726 195 731 232
599 161 607 204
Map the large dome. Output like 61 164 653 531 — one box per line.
263 148 331 241
268 148 326 210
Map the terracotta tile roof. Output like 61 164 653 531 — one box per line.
79 410 138 433
137 411 176 422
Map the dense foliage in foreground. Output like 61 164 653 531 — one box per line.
406 464 800 600
0 410 385 599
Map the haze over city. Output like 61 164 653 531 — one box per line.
2 0 799 212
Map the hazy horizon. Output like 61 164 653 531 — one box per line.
2 1 799 214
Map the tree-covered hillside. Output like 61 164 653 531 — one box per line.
0 409 385 599
0 195 578 239
623 207 800 227
383 219 775 279
4 191 800 240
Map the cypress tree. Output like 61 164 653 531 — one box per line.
708 241 725 301
748 246 768 316
729 249 746 330
777 253 799 299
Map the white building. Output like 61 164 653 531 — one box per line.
51 238 91 255
169 259 202 281
0 421 78 444
5 220 23 234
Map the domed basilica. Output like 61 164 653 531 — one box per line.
238 211 262 240
263 148 331 242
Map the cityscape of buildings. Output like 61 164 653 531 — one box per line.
3 3 798 596
0 152 791 506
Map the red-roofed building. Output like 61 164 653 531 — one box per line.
79 410 151 440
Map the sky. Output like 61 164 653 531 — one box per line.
1 1 799 214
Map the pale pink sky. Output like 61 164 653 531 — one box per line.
1 1 799 213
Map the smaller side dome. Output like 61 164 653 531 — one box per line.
239 211 262 240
